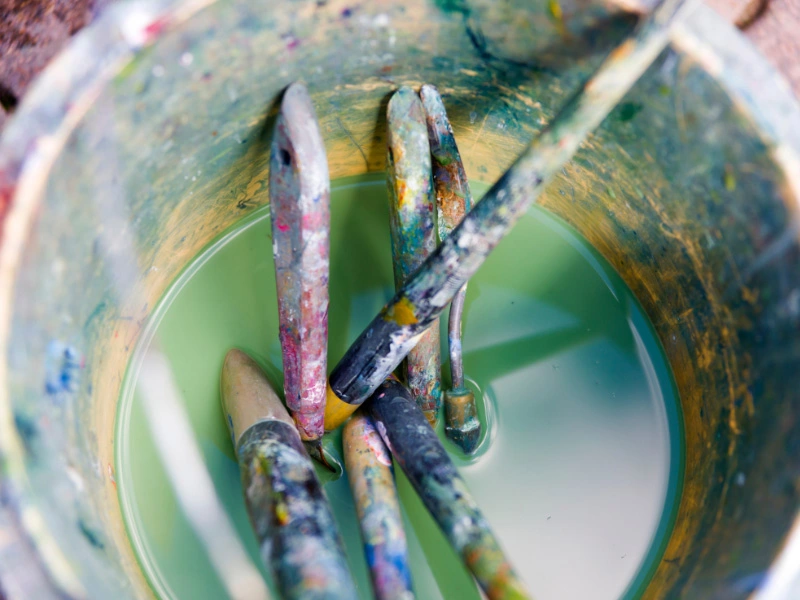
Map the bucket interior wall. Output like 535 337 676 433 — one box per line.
3 0 800 598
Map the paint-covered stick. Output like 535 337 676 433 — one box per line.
323 0 690 431
343 412 414 600
368 378 529 600
220 349 358 600
419 85 474 247
386 86 442 427
269 82 332 465
420 84 481 454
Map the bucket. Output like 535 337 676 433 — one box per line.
1 0 799 598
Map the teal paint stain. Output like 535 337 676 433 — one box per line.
79 519 105 550
619 102 644 122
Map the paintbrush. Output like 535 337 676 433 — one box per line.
420 84 481 454
343 411 414 600
386 86 442 427
220 348 358 599
269 82 333 468
323 0 691 431
368 377 529 599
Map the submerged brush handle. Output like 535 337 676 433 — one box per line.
270 82 330 446
369 378 529 600
323 0 690 431
386 87 442 427
343 412 414 600
421 84 481 454
221 349 357 599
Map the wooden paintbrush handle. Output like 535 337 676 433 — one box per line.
386 86 442 427
270 82 330 443
343 412 413 600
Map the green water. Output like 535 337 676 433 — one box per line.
115 174 683 600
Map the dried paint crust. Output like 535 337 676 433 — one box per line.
270 82 331 442
369 379 529 600
386 86 442 426
420 84 482 453
237 420 357 600
326 0 689 423
343 412 413 600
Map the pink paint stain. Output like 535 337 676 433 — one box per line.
143 16 171 43
302 212 325 229
283 34 300 51
363 420 392 466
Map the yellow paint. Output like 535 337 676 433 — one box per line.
548 0 566 36
384 296 418 326
275 501 289 525
395 177 410 208
323 381 358 431
548 0 563 22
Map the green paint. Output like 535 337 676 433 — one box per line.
724 165 737 192
619 103 643 122
116 174 683 600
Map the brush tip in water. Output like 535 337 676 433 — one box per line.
444 388 482 455
304 438 341 474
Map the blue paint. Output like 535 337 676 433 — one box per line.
78 519 106 550
44 340 82 403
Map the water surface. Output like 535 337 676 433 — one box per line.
116 174 683 600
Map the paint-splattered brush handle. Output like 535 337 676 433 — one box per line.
238 422 358 600
419 84 472 389
419 84 473 242
343 412 414 600
369 378 529 600
270 82 330 444
323 0 690 431
420 84 481 454
221 349 358 600
386 86 442 427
